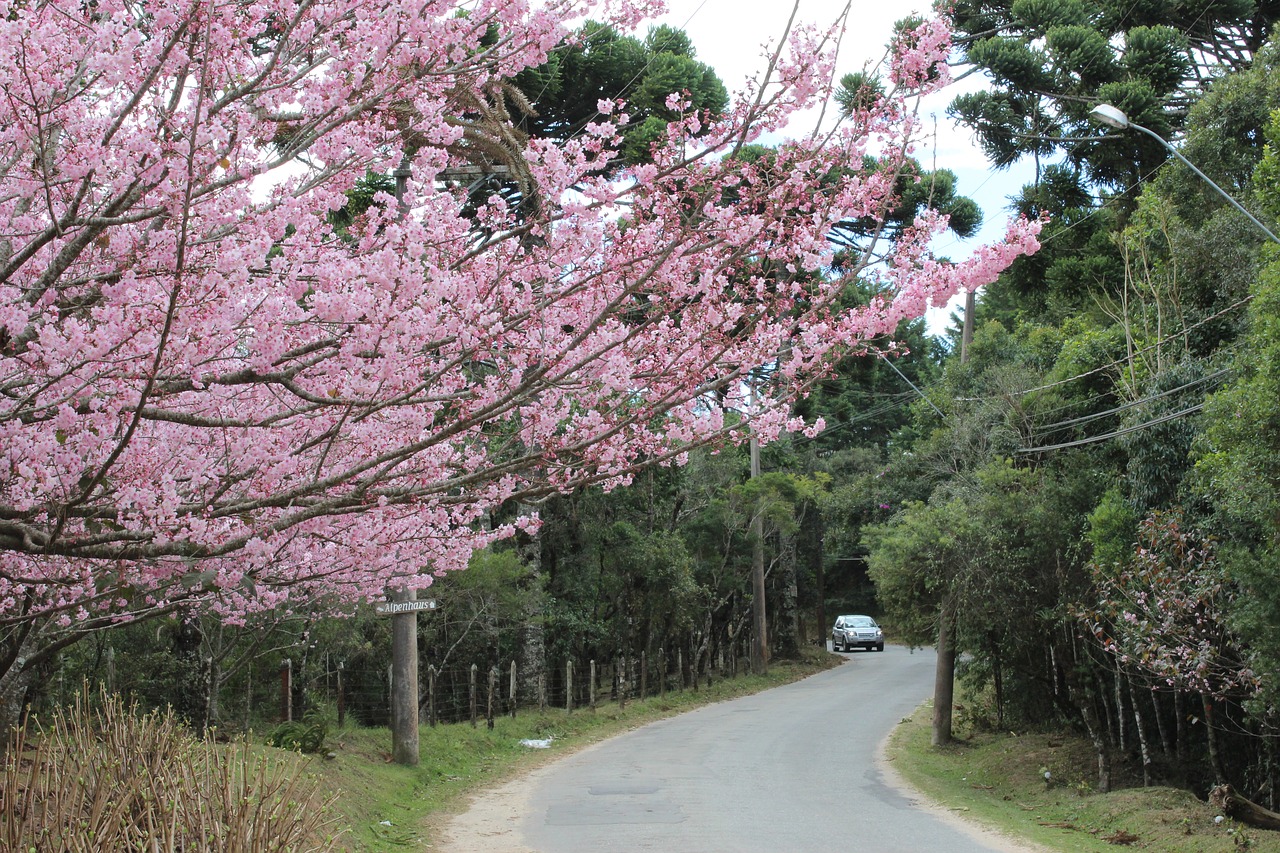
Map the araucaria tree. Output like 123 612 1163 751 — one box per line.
0 0 1039 711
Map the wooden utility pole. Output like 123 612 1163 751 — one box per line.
390 587 420 765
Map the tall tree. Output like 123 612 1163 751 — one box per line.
0 1 1040 718
948 0 1280 188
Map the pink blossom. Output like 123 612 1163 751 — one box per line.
0 0 1038 629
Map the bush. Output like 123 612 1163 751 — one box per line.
268 714 329 754
0 689 345 851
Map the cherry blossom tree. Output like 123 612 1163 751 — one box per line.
0 0 1040 707
1084 510 1257 781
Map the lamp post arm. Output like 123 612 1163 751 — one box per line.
1128 121 1280 245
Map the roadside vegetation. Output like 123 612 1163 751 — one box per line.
1 653 836 852
890 698 1280 852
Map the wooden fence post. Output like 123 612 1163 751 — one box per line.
589 660 597 711
617 658 626 710
428 665 437 727
336 661 345 728
659 647 666 698
538 672 547 712
487 667 497 730
566 660 574 713
677 649 684 690
280 659 292 722
509 660 518 718
469 663 478 728
640 651 647 701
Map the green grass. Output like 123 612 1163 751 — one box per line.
887 700 1280 852
307 650 839 851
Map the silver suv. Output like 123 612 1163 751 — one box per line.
832 615 884 652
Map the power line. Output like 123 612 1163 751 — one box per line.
1030 366 1232 438
1015 401 1206 454
955 293 1253 402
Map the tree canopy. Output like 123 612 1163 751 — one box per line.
0 0 1038 711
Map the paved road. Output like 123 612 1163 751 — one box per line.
444 645 1034 853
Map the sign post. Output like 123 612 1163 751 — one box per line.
375 599 438 615
385 589 435 766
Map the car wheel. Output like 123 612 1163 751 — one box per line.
876 643 885 652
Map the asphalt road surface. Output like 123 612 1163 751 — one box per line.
440 645 1037 853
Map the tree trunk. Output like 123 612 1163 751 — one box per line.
1062 653 1110 792
1203 693 1227 783
1210 785 1280 830
809 511 827 648
1113 670 1126 754
1152 690 1172 760
173 617 210 732
0 637 40 737
1128 678 1152 787
932 594 956 746
516 508 546 699
774 529 801 660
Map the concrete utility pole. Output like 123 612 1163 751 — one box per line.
389 158 420 767
933 291 974 746
749 428 768 675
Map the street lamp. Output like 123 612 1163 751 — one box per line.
1089 103 1280 244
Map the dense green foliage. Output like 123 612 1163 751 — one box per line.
852 12 1280 805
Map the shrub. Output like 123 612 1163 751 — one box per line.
268 714 329 754
0 689 345 851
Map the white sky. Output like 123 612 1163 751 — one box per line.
654 0 1037 335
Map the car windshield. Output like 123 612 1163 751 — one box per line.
849 617 876 627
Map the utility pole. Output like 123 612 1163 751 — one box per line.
749 428 768 675
389 157 420 766
933 291 974 746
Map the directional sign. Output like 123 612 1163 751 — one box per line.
375 599 438 616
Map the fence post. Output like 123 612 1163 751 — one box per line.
105 645 115 694
658 647 666 698
538 671 547 712
487 667 497 730
677 649 684 690
617 658 626 710
245 668 253 731
280 659 292 722
470 663 478 728
589 660 597 711
337 661 345 728
566 660 574 713
509 660 518 718
428 665 437 728
640 651 647 701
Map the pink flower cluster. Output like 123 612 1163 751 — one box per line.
0 0 1039 626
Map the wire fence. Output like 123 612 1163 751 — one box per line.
267 642 755 730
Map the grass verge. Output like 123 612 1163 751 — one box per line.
308 649 838 851
887 700 1280 852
